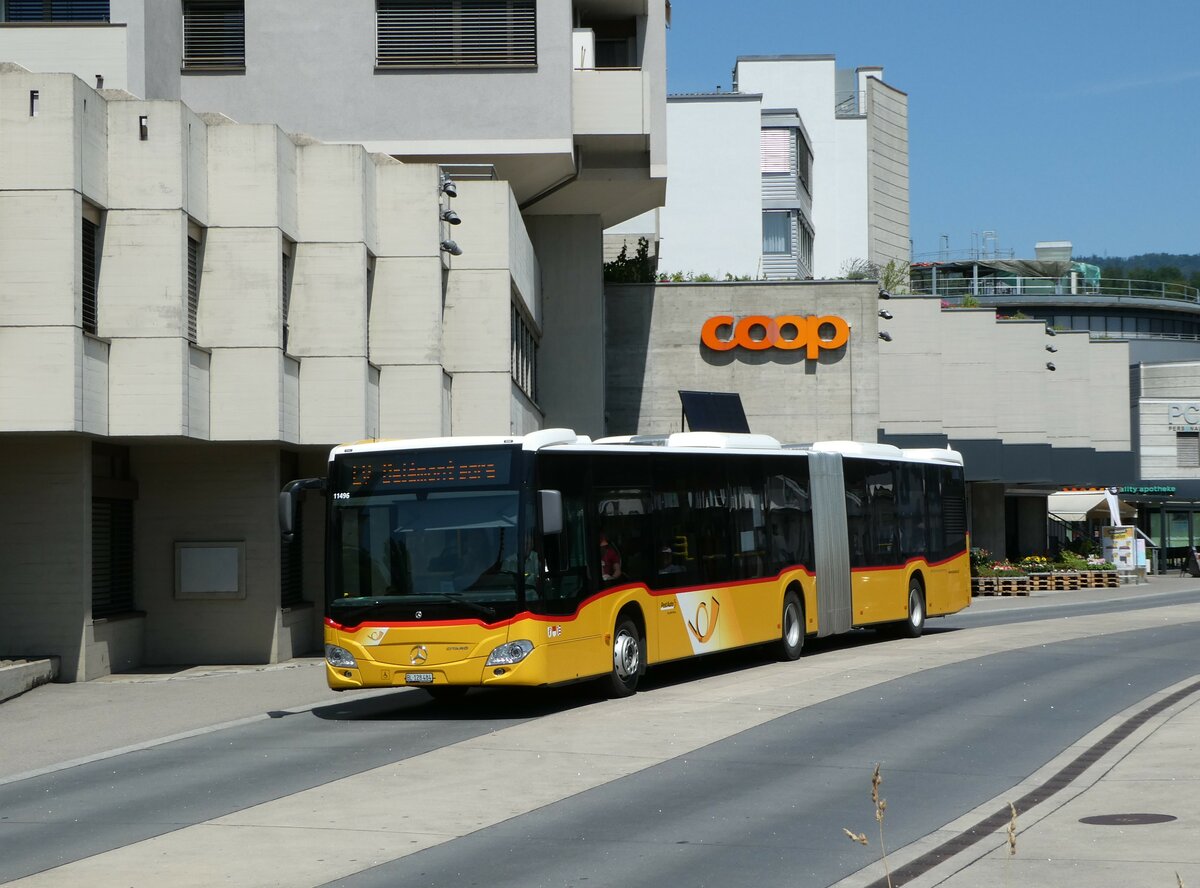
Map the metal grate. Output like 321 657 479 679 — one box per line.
3 0 108 20
377 0 536 68
182 0 245 70
1178 432 1200 468
92 498 134 618
82 217 98 334
187 235 200 342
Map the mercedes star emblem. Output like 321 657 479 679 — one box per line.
410 645 429 666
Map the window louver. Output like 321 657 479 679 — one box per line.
1178 432 1200 468
92 498 134 618
187 236 200 342
760 129 793 174
377 0 536 69
3 0 109 21
182 1 245 70
82 217 98 334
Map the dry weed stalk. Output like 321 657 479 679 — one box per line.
1176 872 1184 888
842 827 869 846
1007 802 1018 856
871 764 891 886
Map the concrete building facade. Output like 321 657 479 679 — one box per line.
0 0 669 680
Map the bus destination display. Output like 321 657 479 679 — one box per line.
337 448 512 494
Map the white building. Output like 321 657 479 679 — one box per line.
0 0 668 680
611 54 908 281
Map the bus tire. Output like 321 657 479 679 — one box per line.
898 578 926 639
776 590 804 661
605 617 644 698
425 686 469 702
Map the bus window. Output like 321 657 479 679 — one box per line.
843 460 870 568
543 492 588 612
865 462 897 566
923 465 945 561
597 488 651 586
896 462 928 560
652 456 732 587
940 467 968 557
730 464 768 580
764 465 813 573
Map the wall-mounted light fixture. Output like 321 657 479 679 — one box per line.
878 309 893 320
440 240 462 256
1046 344 1058 353
139 115 149 140
1045 326 1057 336
440 175 458 198
878 331 892 342
441 209 461 225
1046 362 1056 371
878 288 892 300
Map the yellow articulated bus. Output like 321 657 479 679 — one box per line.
279 429 970 699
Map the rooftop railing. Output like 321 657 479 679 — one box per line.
913 276 1200 305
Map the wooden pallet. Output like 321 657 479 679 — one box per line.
972 576 1029 596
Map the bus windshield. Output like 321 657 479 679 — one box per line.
327 447 530 625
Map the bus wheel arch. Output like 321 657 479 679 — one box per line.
776 584 805 661
605 604 646 698
900 572 926 638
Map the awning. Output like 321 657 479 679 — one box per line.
1047 492 1136 523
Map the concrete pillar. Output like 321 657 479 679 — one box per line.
969 481 1005 560
526 215 605 437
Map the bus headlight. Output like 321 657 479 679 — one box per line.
325 644 358 669
486 640 533 666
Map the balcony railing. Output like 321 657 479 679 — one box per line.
834 90 860 117
914 276 1200 305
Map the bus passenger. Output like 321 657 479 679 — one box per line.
599 533 622 581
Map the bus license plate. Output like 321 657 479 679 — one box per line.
405 672 434 685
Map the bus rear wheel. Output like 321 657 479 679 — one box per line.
605 617 644 698
898 579 926 639
776 590 804 661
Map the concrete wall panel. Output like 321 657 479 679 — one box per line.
0 437 90 680
0 190 77 326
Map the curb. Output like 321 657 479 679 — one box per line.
0 657 59 704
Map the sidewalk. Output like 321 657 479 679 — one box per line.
835 672 1200 888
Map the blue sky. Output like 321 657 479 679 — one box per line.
666 1 1200 259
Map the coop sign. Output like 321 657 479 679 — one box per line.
1167 403 1200 432
701 314 850 359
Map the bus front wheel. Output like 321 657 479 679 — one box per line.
776 590 804 661
898 579 926 639
606 617 644 697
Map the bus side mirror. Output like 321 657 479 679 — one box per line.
539 489 563 536
279 477 326 541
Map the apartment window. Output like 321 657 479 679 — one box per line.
182 0 245 71
762 211 792 256
376 0 537 69
511 302 538 402
797 133 812 196
799 223 814 270
1178 432 1200 469
187 226 202 343
81 205 101 334
2 0 108 20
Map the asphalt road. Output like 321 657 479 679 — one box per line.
1 591 1197 887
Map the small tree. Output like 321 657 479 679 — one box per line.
604 237 656 283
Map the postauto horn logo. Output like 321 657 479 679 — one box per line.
701 314 850 359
